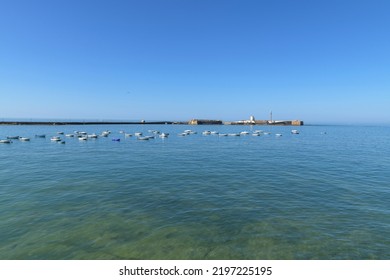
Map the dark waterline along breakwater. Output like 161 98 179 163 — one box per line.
0 121 180 125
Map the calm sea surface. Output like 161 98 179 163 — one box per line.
1 124 389 259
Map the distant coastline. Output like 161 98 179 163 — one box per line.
0 119 304 126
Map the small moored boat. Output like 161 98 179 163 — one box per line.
0 139 12 144
88 134 98 138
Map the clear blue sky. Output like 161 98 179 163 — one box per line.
1 0 389 123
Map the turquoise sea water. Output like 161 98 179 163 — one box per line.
1 124 389 259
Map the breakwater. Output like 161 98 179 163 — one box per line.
0 121 182 126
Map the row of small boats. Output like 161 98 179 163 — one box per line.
47 130 171 143
179 129 300 137
0 136 31 143
1 129 299 144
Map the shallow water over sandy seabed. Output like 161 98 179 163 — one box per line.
1 124 389 259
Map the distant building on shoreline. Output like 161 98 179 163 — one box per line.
226 115 304 126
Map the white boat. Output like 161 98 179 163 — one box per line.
210 131 219 135
228 133 240 136
240 131 250 135
0 139 12 144
137 136 150 140
184 130 197 135
19 137 30 141
202 131 211 135
252 133 261 136
135 132 143 136
254 130 263 133
159 133 169 138
263 132 271 135
88 134 98 138
218 133 228 136
291 130 299 134
275 133 283 137
125 133 133 137
178 132 187 136
51 136 61 141
78 136 88 141
65 134 75 137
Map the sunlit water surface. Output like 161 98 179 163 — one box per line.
1 124 389 259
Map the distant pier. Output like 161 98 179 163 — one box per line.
225 120 304 126
0 121 179 126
